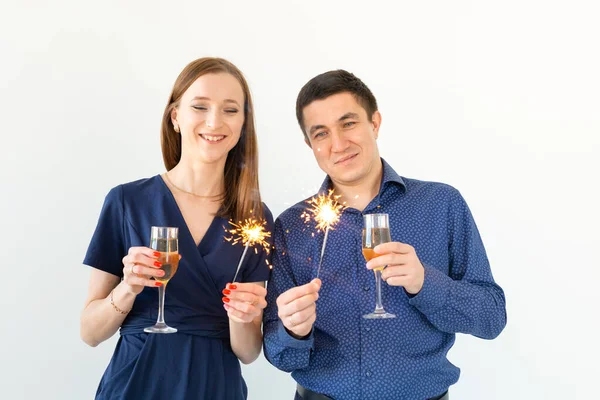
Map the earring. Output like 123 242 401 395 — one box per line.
173 123 180 133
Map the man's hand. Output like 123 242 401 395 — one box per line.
276 278 321 338
366 242 425 295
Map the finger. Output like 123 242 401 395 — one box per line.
277 280 321 307
128 246 161 258
284 305 317 331
290 303 316 325
291 292 320 314
366 253 410 270
224 290 267 309
380 265 412 280
224 298 261 318
224 304 256 323
384 275 412 287
127 252 163 268
132 264 166 279
292 312 316 333
125 274 163 288
278 292 319 318
373 242 413 255
227 282 267 297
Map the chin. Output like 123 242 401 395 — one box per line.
197 151 229 164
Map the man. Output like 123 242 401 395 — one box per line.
263 70 506 400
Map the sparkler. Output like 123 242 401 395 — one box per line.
301 189 346 278
225 217 271 282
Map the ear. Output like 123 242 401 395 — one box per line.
371 111 382 139
170 108 178 127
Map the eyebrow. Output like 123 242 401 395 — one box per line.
308 112 361 135
191 96 241 107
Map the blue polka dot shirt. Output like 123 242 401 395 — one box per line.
263 159 507 399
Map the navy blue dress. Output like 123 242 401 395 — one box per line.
84 176 273 400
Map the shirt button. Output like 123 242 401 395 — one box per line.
365 327 371 332
366 371 372 377
363 286 370 291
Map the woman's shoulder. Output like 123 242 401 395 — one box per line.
261 202 274 224
103 175 163 205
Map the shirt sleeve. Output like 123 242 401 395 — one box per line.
83 186 127 278
241 203 274 283
263 217 314 372
408 189 507 339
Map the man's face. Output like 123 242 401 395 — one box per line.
302 92 381 187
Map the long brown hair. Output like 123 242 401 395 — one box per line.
161 57 262 222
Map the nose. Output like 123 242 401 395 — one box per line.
205 110 223 129
330 130 349 153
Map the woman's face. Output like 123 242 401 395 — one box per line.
172 72 245 165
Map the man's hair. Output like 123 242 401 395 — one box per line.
295 69 378 141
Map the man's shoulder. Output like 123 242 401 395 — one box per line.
402 176 462 199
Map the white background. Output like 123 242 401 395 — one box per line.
1 1 599 399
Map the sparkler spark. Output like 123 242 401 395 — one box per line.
301 189 345 231
225 218 271 282
301 189 346 278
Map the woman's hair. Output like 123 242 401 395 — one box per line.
161 57 262 221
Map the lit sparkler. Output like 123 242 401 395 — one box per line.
301 189 346 278
225 218 271 282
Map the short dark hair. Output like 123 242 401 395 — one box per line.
295 69 378 141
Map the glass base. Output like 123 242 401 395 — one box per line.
363 311 396 319
144 323 177 334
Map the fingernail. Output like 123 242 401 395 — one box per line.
229 284 237 290
155 282 163 287
222 289 231 295
222 297 230 303
153 261 162 267
153 251 161 257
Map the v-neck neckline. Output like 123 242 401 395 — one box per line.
156 174 220 250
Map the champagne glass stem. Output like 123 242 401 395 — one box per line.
374 269 385 313
157 283 167 325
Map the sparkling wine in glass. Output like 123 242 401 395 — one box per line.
362 213 396 319
144 226 179 333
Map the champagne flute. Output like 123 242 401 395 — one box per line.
144 226 179 333
362 213 396 319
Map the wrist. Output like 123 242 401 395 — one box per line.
115 282 138 302
287 327 312 340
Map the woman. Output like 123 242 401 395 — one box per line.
80 57 272 399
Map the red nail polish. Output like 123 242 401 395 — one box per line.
154 261 162 267
153 251 161 257
229 284 237 290
155 282 163 287
222 297 230 303
222 289 231 295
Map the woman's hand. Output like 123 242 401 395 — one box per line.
222 282 268 323
121 247 166 294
